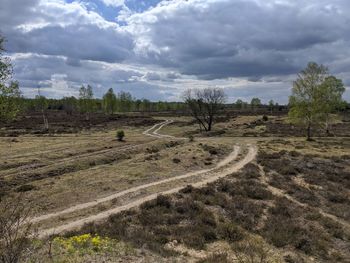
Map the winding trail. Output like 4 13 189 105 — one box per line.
38 146 256 238
142 119 175 138
5 120 173 178
34 120 257 238
31 146 240 224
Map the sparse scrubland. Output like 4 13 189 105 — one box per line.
1 111 349 262
58 137 347 263
1 49 350 262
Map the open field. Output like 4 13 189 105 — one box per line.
1 113 350 263
70 136 350 263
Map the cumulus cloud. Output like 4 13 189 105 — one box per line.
1 0 349 102
100 0 125 7
11 53 180 100
126 0 350 80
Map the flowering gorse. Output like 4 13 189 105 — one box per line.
53 234 112 254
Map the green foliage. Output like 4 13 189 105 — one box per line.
250 97 261 109
317 76 346 134
116 130 125 141
0 81 22 122
0 36 12 84
51 234 134 261
62 96 78 115
34 95 48 111
289 62 345 139
102 88 117 114
117 91 133 112
0 35 22 122
79 85 94 119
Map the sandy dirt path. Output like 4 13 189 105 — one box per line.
3 122 170 176
257 164 350 231
31 146 240 224
38 145 257 238
142 120 173 138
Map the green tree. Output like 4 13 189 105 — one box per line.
0 81 21 122
62 96 78 115
0 36 12 84
288 62 328 140
317 76 346 135
140 99 151 112
0 36 22 122
250 97 261 111
235 99 244 110
116 130 125 141
118 91 133 112
102 88 117 115
79 85 94 120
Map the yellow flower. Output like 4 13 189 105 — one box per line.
91 236 102 248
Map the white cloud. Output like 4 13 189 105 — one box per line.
100 0 125 7
1 0 350 102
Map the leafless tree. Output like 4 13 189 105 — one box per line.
0 195 34 263
182 88 227 132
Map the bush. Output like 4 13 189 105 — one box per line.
218 222 245 242
16 184 36 192
0 196 34 263
172 158 181 164
116 130 125 141
188 135 194 142
198 253 230 263
262 115 269 121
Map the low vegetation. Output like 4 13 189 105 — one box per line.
1 35 350 262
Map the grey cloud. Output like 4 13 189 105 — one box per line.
0 0 40 30
8 25 133 63
1 0 350 102
128 0 350 79
12 53 172 99
143 72 161 81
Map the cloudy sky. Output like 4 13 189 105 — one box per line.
1 0 349 103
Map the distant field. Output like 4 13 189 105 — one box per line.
1 113 350 262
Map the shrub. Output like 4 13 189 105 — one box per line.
198 253 230 263
218 222 245 242
16 184 36 192
0 196 34 263
146 146 159 153
52 234 134 260
180 185 194 194
262 115 269 121
188 135 194 142
172 158 181 164
116 130 125 141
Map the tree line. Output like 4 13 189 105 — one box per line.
1 34 348 139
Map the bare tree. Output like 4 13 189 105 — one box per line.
182 88 226 132
0 195 34 263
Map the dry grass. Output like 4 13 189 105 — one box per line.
0 126 233 219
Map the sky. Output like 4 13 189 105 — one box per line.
0 0 349 103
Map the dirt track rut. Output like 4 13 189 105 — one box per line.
34 120 257 237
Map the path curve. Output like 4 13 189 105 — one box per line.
31 146 240 224
3 120 172 177
142 120 175 138
38 145 257 238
